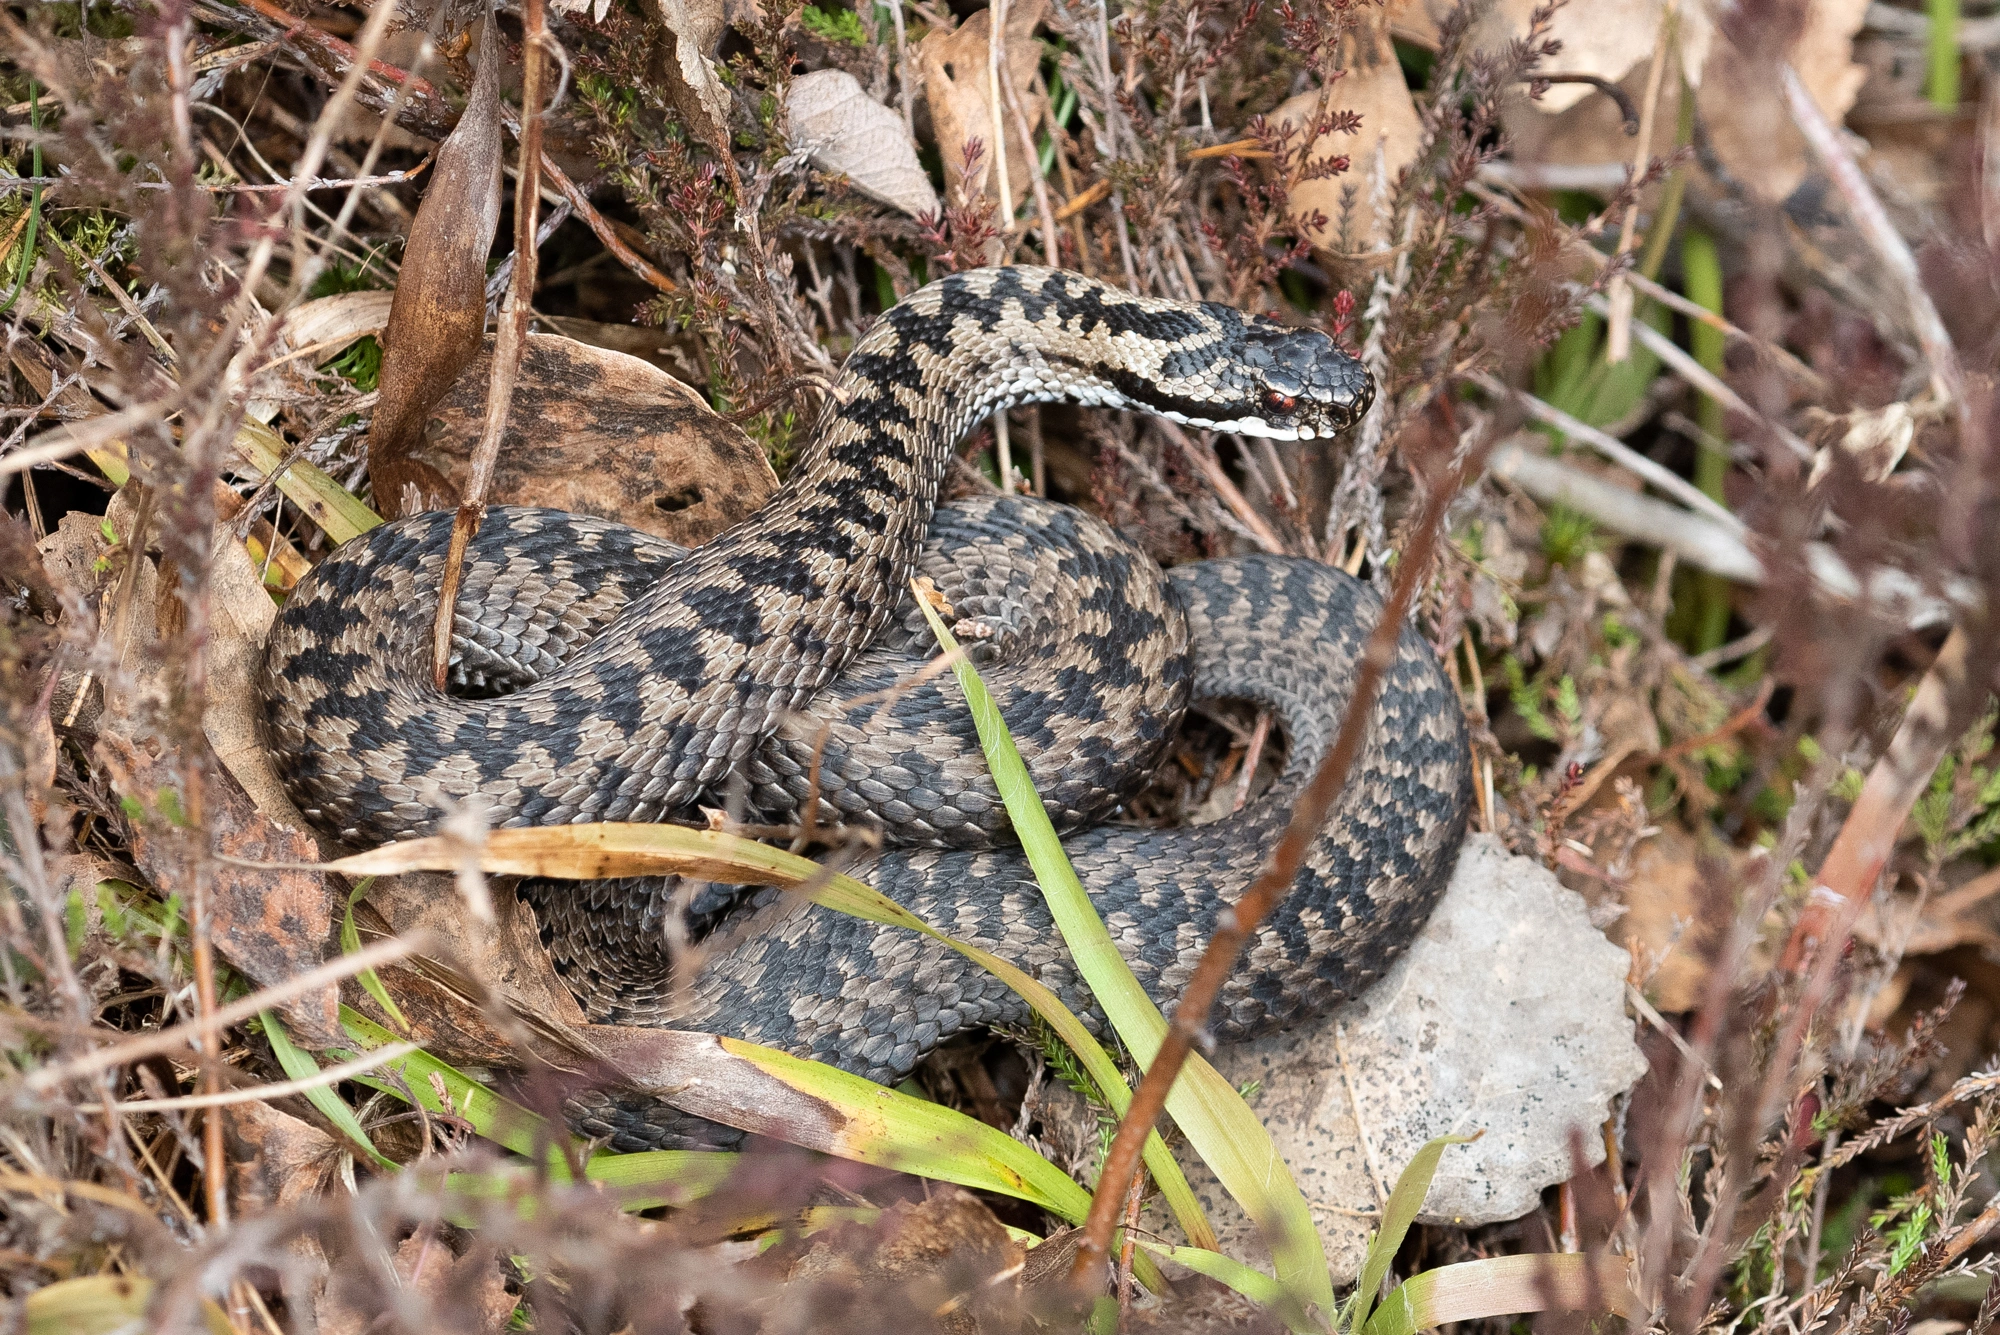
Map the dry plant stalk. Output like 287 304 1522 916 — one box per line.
432 0 553 687
1071 419 1503 1286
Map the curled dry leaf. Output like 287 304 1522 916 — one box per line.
273 290 393 361
246 291 393 423
1403 0 1716 115
37 494 336 1040
919 0 1048 213
1272 8 1423 258
639 0 734 155
37 491 310 828
366 13 504 516
789 69 940 219
413 333 778 546
1806 401 1917 487
1697 0 1871 203
202 526 310 827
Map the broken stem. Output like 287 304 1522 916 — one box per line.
432 0 549 689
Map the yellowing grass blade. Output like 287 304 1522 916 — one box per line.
1363 1253 1641 1335
715 1040 1093 1220
89 421 383 546
23 1274 233 1335
328 821 1211 1244
913 589 1333 1321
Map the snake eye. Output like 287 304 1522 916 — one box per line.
1264 390 1297 414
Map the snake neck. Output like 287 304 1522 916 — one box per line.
720 267 1246 678
764 266 1235 555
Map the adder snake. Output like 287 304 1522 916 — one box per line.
261 267 1473 1148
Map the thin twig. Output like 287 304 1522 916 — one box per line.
536 149 677 293
1580 291 1815 463
988 0 1014 257
22 933 426 1094
1232 712 1270 814
76 1044 424 1113
1157 420 1286 553
1603 8 1672 362
998 34 1060 266
1781 64 1964 424
1470 371 1742 528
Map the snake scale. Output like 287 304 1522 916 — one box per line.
261 267 1474 1150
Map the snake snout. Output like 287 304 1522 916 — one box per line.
1238 322 1375 440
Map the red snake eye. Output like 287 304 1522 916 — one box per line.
1265 391 1297 413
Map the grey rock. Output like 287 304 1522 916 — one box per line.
1160 834 1647 1284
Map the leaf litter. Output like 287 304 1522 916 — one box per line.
4 0 2000 1330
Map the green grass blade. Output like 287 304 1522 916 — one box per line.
802 862 1212 1247
330 825 1207 1242
0 80 42 317
1140 1240 1286 1307
913 591 1333 1322
338 1008 569 1166
1345 1133 1478 1334
263 1010 396 1169
341 878 409 1033
1929 0 1961 107
449 1151 740 1216
1363 1253 1638 1335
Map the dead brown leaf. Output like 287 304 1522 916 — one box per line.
919 0 1048 213
229 1100 340 1216
318 1232 516 1335
785 1189 1023 1335
1617 827 1747 1013
1272 8 1423 258
1496 0 1870 207
639 0 734 156
410 333 777 546
1698 0 1871 204
366 13 505 516
1855 866 2000 961
790 69 940 218
97 729 339 1044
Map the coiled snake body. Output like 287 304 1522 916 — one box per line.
262 267 1473 1149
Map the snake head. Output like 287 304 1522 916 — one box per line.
1225 317 1375 441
